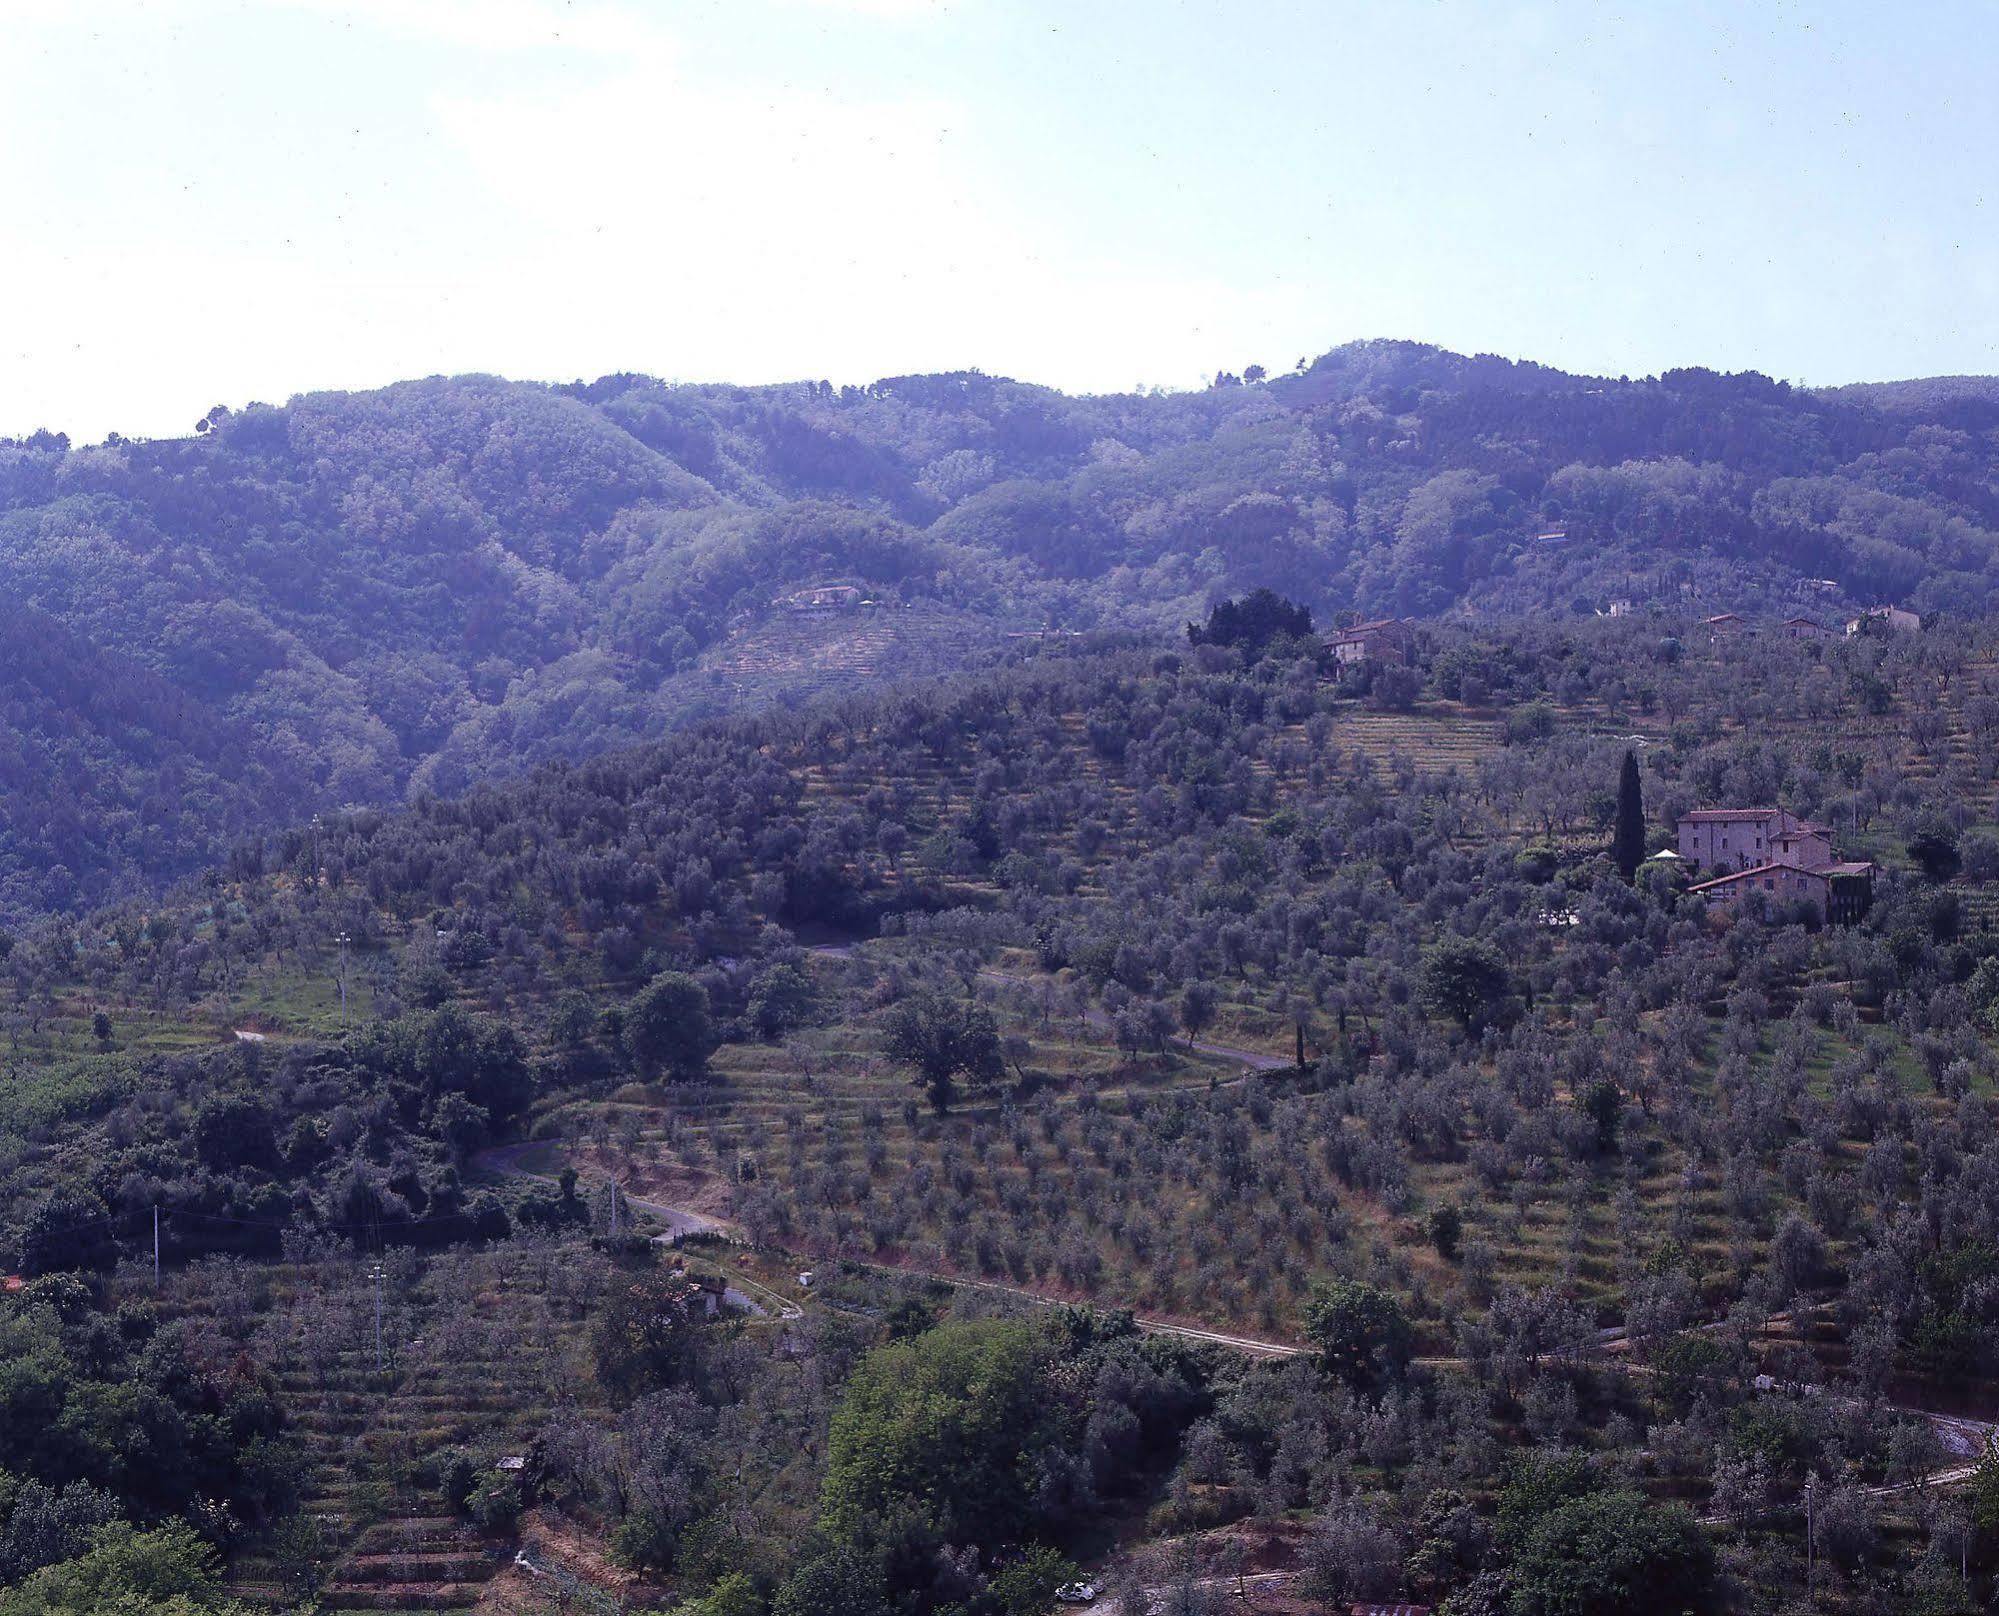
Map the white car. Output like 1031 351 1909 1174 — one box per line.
1055 1582 1099 1604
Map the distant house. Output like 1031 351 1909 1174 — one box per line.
1846 605 1920 636
1534 524 1570 546
1782 616 1838 642
1806 577 1841 594
1606 598 1635 618
1328 618 1413 668
779 583 872 612
1704 612 1746 640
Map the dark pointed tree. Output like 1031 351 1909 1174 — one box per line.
1612 750 1645 880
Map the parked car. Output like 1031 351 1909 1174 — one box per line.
1055 1583 1099 1604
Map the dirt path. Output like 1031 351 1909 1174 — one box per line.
1097 1568 1297 1614
833 1254 1301 1358
473 1142 801 1319
475 1142 733 1243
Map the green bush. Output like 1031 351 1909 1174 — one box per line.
467 1471 522 1535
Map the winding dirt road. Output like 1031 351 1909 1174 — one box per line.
474 1141 731 1240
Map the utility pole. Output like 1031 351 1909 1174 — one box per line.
152 1205 160 1290
335 931 351 1030
1803 1472 1817 1601
370 1262 385 1375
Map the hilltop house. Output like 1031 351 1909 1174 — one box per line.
1846 605 1921 636
779 583 872 612
1328 618 1413 667
1704 612 1746 641
1679 806 1873 922
1783 616 1838 642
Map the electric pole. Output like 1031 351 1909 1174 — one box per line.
152 1205 160 1290
370 1262 385 1374
1804 1472 1817 1600
335 931 351 1030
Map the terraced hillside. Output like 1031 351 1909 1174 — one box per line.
695 600 1010 710
523 916 1994 1350
139 1243 611 1613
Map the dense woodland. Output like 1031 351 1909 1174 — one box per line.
7 342 1999 922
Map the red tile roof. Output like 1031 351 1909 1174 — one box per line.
1688 860 1826 892
1690 858 1874 894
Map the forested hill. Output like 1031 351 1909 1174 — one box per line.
4 340 1999 918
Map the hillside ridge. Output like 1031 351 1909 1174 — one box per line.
5 338 1999 920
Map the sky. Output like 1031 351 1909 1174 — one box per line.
1 0 1994 442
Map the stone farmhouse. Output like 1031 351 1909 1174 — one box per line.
1846 605 1921 636
1328 618 1413 667
1679 807 1874 922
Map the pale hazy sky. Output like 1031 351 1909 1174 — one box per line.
2 0 1994 442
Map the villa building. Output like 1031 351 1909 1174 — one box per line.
1678 806 1873 922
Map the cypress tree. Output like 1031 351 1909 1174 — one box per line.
1613 749 1645 880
